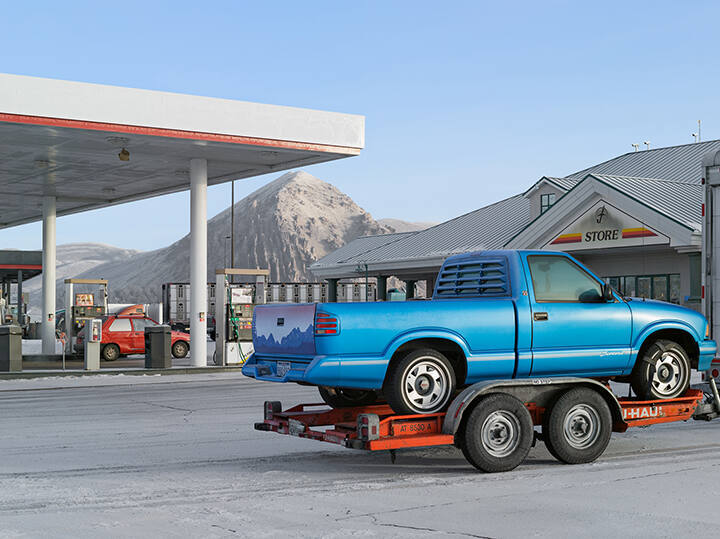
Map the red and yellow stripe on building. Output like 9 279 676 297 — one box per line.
621 227 656 239
551 233 582 245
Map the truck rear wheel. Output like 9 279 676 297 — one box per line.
318 386 378 408
385 349 456 415
543 387 612 465
631 339 690 400
461 393 534 473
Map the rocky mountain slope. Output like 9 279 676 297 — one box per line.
65 171 426 304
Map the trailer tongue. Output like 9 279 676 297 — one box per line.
255 377 720 473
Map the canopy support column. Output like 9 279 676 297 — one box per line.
41 195 56 354
190 158 208 367
17 269 23 326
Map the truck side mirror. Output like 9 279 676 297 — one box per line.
602 283 614 302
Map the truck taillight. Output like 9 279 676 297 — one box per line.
315 311 339 335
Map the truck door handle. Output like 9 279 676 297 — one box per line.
534 312 548 321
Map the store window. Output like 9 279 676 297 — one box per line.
604 273 681 304
540 193 556 214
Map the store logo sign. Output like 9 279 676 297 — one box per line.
546 201 669 251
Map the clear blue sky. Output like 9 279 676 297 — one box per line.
1 0 718 251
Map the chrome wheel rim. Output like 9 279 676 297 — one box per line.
481 411 521 458
563 404 600 450
403 358 450 411
651 350 686 397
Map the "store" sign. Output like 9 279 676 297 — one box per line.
546 201 669 251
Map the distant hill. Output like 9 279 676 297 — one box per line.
68 171 407 304
23 171 433 314
24 243 139 315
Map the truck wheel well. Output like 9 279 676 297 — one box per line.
637 329 699 369
389 338 467 385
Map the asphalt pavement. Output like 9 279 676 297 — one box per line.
2 373 720 538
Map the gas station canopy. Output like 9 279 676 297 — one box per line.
0 73 364 228
0 250 42 282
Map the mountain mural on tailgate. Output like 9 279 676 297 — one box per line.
252 304 316 356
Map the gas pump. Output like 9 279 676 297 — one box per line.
214 268 269 366
83 318 102 370
64 278 108 355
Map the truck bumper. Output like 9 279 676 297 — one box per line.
241 353 388 389
698 339 717 371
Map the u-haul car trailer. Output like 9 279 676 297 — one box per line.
256 377 720 473
254 150 720 473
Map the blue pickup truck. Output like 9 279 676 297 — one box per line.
243 250 716 415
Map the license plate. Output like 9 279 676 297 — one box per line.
276 361 291 377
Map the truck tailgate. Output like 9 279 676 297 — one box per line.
253 303 316 357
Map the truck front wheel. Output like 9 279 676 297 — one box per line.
631 339 691 400
318 386 378 408
385 349 456 415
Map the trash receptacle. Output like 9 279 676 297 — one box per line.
145 325 172 368
0 324 22 372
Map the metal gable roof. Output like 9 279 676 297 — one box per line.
566 139 720 184
311 232 416 269
587 174 702 231
322 194 530 269
312 140 714 278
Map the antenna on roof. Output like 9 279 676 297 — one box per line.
692 133 698 143
699 119 702 142
631 143 640 152
644 141 651 150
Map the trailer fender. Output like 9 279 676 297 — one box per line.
442 377 623 436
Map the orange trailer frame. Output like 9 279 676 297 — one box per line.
255 387 714 454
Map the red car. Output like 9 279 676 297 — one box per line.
77 315 190 361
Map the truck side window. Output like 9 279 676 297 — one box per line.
527 255 602 302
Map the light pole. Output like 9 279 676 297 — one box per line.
354 263 369 301
224 236 231 268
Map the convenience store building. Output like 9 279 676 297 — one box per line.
312 140 719 311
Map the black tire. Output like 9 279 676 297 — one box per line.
630 339 691 400
318 386 378 408
385 349 456 415
543 387 612 465
172 341 189 359
461 393 534 473
102 344 120 362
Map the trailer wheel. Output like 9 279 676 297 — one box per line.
460 393 533 473
631 339 691 400
318 386 378 408
543 387 612 465
102 344 120 362
385 349 456 415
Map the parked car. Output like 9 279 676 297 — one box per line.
242 250 717 415
76 315 190 361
